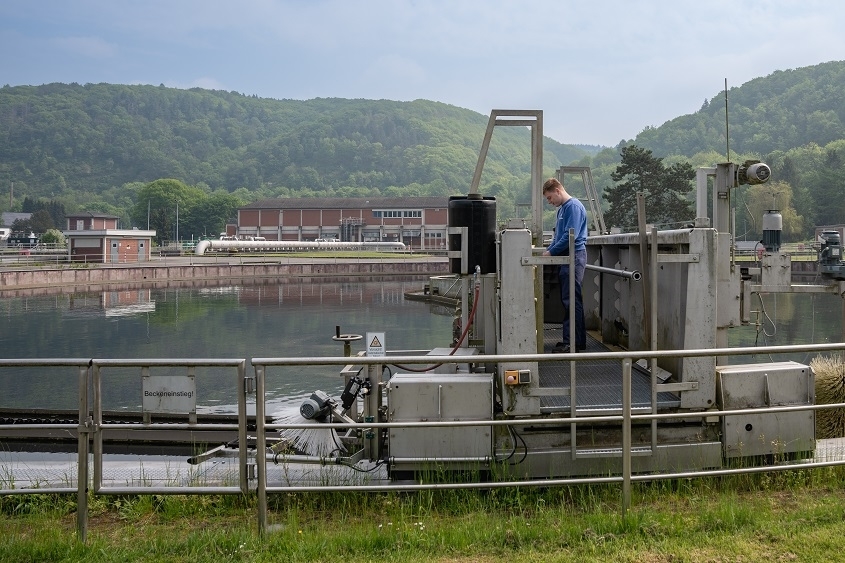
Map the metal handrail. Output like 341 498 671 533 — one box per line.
2 341 845 541
0 359 90 540
90 358 248 496
253 340 845 532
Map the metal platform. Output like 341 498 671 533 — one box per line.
539 325 681 414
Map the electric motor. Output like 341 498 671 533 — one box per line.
300 390 332 420
737 160 771 185
820 230 842 266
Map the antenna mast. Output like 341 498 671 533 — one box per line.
724 78 730 162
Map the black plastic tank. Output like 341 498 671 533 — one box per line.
448 195 496 274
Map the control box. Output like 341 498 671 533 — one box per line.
387 373 493 464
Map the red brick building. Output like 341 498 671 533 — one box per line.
236 197 449 250
66 212 120 231
63 213 156 264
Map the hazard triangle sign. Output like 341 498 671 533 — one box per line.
366 332 386 357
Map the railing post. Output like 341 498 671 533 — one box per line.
650 226 659 451
567 232 577 460
76 363 90 543
92 363 102 493
255 364 267 535
622 357 632 516
238 361 249 494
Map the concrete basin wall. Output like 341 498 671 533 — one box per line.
0 259 449 292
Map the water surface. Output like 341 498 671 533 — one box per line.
0 277 453 413
1 277 843 414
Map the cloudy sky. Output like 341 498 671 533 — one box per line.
2 0 844 146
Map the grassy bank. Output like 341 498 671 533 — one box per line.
3 467 845 562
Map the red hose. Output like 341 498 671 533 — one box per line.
392 280 481 372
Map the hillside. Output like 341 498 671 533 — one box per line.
630 60 845 157
568 60 845 238
0 84 588 219
4 60 845 238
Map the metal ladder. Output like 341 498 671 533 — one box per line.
557 166 607 235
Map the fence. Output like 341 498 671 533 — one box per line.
2 342 845 542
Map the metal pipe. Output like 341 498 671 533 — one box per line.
0 487 78 496
650 226 659 452
195 239 407 255
77 364 89 543
256 365 268 535
236 361 248 495
569 231 577 461
696 167 715 222
390 456 491 464
92 364 102 494
622 357 632 516
636 193 652 350
585 263 641 281
97 486 242 495
268 453 358 464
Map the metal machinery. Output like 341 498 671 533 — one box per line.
262 110 843 480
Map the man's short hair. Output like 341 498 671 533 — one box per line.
542 178 563 193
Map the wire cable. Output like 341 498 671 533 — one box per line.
391 276 481 372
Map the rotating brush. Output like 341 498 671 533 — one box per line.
811 354 845 439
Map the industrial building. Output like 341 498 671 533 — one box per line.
234 197 449 250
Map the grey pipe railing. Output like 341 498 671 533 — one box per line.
585 263 641 281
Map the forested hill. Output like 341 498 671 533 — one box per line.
5 60 845 229
0 83 588 212
630 60 845 157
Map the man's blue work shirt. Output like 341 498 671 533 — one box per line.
547 198 588 256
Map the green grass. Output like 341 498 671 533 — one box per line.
3 467 845 562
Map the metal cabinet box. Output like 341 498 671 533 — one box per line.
716 361 814 458
387 373 493 462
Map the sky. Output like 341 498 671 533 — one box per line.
2 0 845 147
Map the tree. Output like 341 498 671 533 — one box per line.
800 146 845 228
30 209 55 233
742 181 804 241
603 145 695 230
179 192 244 238
10 217 32 234
130 179 206 243
41 229 66 246
21 197 67 228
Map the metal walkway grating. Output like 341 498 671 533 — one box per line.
540 325 681 413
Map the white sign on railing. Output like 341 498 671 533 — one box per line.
142 374 196 415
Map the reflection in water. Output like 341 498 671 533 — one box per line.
727 291 845 365
61 289 156 318
0 276 454 414
2 278 842 415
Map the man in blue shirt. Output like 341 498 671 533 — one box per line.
541 178 588 353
